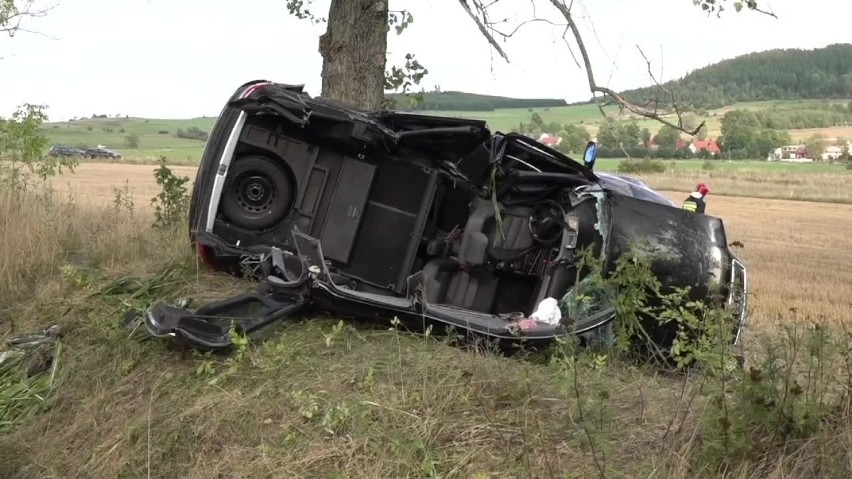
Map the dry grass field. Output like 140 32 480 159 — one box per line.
787 125 852 142
631 167 852 204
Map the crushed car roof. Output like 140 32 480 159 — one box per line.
229 80 598 180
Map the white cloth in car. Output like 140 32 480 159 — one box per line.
529 297 562 325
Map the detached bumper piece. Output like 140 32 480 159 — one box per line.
144 294 307 349
141 246 310 349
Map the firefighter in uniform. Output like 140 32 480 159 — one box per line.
682 183 709 214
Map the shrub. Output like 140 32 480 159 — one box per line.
151 156 190 229
175 126 209 141
124 133 140 149
0 104 76 190
702 160 715 171
157 130 169 135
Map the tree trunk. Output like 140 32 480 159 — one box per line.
319 0 388 111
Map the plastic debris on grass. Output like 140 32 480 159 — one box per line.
0 325 62 433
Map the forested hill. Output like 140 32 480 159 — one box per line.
616 43 852 110
386 91 567 111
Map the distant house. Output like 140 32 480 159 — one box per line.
539 133 562 147
688 140 721 156
645 140 659 151
822 145 844 161
675 139 690 151
779 145 808 159
769 145 813 162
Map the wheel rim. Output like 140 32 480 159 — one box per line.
233 173 277 216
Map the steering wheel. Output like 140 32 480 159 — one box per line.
528 200 566 244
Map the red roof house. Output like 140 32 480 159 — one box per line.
690 140 721 155
539 133 562 147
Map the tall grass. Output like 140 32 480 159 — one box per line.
0 182 850 478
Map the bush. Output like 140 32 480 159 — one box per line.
616 158 667 174
151 156 190 228
175 126 209 141
157 130 169 135
124 133 140 149
702 160 715 171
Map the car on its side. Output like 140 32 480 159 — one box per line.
140 80 748 359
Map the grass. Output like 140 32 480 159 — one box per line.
44 116 217 164
39 98 852 164
1 163 851 477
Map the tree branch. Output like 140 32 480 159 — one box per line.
457 0 510 62
460 0 781 139
547 0 704 136
1 1 56 38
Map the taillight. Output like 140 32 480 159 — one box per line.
196 242 218 271
239 82 273 100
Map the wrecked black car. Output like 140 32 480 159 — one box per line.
143 80 748 354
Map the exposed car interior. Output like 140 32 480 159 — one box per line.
154 82 746 352
207 109 605 321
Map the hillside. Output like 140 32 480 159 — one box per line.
386 90 567 111
40 97 852 164
614 43 852 110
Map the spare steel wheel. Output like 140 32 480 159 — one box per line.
220 155 294 230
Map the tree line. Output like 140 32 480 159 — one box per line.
611 43 852 110
386 91 567 112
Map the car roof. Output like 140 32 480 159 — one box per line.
596 172 676 207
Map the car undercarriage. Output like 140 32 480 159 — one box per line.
141 80 748 356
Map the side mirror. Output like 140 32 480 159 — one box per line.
583 141 598 170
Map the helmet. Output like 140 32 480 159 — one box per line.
696 183 710 196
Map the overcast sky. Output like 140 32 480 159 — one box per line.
1 0 848 121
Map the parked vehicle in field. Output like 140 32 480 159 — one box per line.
48 145 86 157
84 146 122 159
142 80 748 356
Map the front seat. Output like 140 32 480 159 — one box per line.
459 198 535 265
415 199 534 313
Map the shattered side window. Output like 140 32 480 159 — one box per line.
558 276 615 324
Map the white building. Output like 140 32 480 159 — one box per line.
821 145 844 161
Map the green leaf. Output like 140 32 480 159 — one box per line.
734 2 743 12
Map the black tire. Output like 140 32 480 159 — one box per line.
220 155 295 230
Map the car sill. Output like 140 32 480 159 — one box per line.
205 110 248 233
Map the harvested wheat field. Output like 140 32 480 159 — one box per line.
44 162 199 207
788 125 852 142
658 191 852 329
43 163 852 330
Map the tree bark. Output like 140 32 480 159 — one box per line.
319 0 389 111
